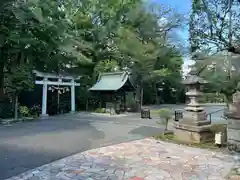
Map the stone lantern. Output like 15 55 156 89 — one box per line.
225 86 240 153
174 67 213 143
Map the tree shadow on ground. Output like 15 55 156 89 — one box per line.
0 117 104 138
2 146 129 180
0 119 106 179
0 142 90 179
129 126 163 137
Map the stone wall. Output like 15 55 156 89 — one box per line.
227 118 240 152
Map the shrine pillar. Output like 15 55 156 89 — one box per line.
41 77 48 117
71 79 76 113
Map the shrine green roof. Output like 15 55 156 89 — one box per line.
89 71 134 91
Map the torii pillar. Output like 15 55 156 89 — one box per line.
70 79 76 113
41 77 48 117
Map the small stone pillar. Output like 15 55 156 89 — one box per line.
174 67 213 143
225 91 240 153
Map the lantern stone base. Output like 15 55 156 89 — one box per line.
40 114 49 118
174 122 214 144
182 111 210 126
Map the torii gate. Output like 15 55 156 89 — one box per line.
33 70 81 117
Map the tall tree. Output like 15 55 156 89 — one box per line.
189 0 240 102
189 0 240 54
0 0 185 116
192 51 240 101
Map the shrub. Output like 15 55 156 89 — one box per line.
199 93 226 103
30 105 41 116
94 108 106 113
157 108 173 131
0 101 14 119
19 106 30 117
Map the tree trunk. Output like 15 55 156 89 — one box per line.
57 90 60 114
0 60 5 102
86 98 89 111
165 119 169 131
155 83 159 105
135 84 141 112
14 93 18 120
140 86 143 109
123 93 126 111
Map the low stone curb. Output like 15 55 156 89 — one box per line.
90 113 128 117
0 117 37 126
201 103 227 106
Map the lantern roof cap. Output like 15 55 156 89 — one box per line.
182 67 208 85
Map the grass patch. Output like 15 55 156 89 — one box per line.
151 109 159 114
153 133 222 151
154 133 175 141
226 167 240 180
151 108 174 114
228 168 240 176
94 108 106 113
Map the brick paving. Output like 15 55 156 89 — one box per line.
5 138 238 180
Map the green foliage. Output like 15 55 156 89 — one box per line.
19 105 40 118
158 108 173 120
0 101 14 119
199 93 226 103
154 133 174 141
157 108 173 130
192 53 240 101
189 0 240 100
94 60 119 74
142 48 184 104
5 64 34 94
94 108 106 113
0 0 185 117
154 133 218 150
189 0 240 53
19 106 30 117
30 105 41 116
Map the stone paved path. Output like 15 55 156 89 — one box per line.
5 138 238 180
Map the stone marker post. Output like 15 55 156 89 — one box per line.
225 91 240 153
174 67 214 143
